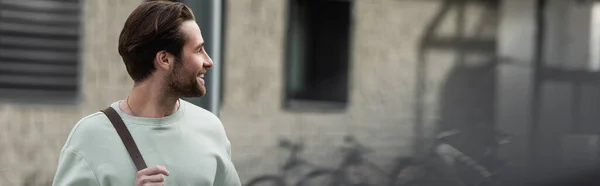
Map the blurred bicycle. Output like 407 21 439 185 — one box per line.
296 135 414 186
393 128 518 186
244 137 334 186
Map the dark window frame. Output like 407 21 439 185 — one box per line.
283 0 354 112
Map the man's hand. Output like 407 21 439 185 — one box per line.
135 165 170 186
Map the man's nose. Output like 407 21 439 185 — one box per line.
204 56 214 68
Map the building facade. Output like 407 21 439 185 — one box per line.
2 0 599 185
0 0 498 185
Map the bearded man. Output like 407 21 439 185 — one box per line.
52 1 241 186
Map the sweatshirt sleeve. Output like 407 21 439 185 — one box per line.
226 140 232 159
214 140 241 186
52 149 101 186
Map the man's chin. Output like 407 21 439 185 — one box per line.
181 88 206 97
181 92 205 97
197 86 206 97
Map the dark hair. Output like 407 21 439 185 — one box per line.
118 1 195 82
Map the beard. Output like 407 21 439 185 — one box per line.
166 57 206 97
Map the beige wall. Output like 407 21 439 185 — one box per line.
0 0 141 185
0 0 498 185
221 0 498 182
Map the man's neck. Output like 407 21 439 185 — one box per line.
120 81 180 118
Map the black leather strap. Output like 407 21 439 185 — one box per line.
101 107 147 171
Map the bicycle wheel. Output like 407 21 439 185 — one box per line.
245 175 285 186
388 165 426 186
388 158 427 186
296 169 339 186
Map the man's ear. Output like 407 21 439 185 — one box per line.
154 50 175 70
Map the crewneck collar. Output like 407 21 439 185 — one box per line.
109 99 186 126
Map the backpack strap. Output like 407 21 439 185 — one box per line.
101 107 147 171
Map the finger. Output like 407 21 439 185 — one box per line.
143 183 164 186
142 174 165 183
138 165 170 176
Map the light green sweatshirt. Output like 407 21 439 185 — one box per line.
52 99 241 186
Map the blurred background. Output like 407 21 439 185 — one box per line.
1 0 600 185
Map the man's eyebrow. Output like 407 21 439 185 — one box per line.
195 42 205 51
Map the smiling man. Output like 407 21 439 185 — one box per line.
51 1 241 186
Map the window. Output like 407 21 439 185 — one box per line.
0 0 82 103
536 0 600 134
284 0 353 110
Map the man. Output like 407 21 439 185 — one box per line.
52 1 241 186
